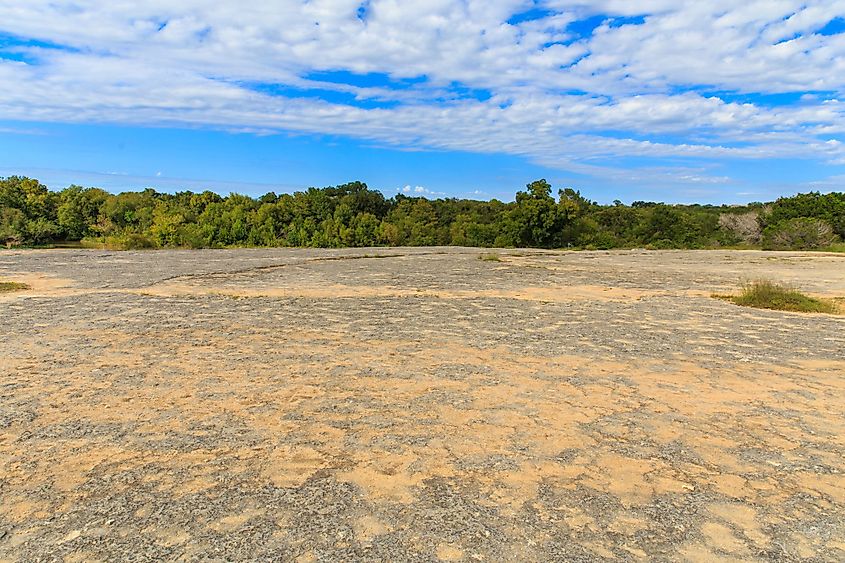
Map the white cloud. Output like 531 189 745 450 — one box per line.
401 184 445 196
808 174 845 189
0 0 844 185
0 166 300 194
0 125 47 135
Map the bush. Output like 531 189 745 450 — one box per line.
762 218 837 250
648 238 676 250
25 218 60 245
718 211 761 244
119 234 157 250
720 280 839 314
81 234 157 250
177 224 213 249
583 230 619 250
761 192 845 239
0 207 26 247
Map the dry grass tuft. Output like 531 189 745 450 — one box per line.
715 279 840 314
0 281 30 293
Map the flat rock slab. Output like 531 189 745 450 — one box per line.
1 248 844 562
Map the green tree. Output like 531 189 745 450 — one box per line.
149 202 185 247
762 218 837 250
0 208 26 247
504 180 572 248
0 176 55 220
57 186 109 239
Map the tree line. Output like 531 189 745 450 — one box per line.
1 176 842 251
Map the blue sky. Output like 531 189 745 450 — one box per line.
1 1 845 204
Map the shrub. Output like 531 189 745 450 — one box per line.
583 230 619 250
718 211 761 244
762 218 836 250
648 238 676 250
25 218 60 245
119 234 157 250
0 207 26 247
760 191 845 239
81 234 157 250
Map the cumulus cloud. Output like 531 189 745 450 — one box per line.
401 185 445 196
1 0 844 186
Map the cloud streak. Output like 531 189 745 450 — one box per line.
1 0 844 188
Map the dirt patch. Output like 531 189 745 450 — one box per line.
0 273 74 299
137 281 669 303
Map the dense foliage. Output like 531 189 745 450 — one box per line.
1 176 842 250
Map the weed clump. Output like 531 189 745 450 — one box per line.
479 253 502 262
717 279 839 314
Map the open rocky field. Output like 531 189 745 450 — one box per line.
1 247 844 562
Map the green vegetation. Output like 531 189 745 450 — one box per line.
717 280 840 314
762 217 836 250
1 175 843 250
0 281 30 292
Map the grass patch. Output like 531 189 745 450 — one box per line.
478 253 502 262
0 281 30 293
822 242 845 253
715 279 841 314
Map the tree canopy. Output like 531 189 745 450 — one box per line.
1 176 842 251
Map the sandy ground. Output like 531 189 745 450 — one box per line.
1 248 844 562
